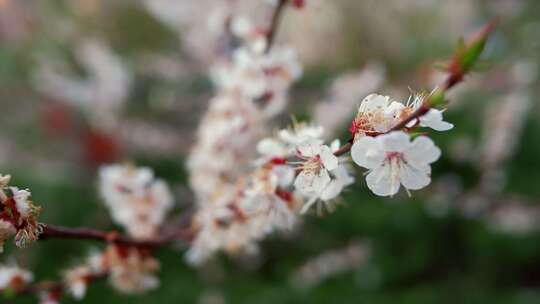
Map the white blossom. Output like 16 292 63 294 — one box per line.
0 263 33 291
351 93 453 138
39 292 60 304
294 139 339 195
278 123 324 146
350 94 403 136
32 38 132 128
103 245 160 294
230 16 267 53
10 187 31 218
256 137 289 162
300 164 355 214
212 46 302 114
99 164 174 240
0 175 42 252
351 131 441 197
419 109 454 131
64 266 91 300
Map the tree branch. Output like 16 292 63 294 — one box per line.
264 0 288 53
39 224 193 248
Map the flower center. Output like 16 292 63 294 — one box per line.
385 151 404 162
302 155 322 174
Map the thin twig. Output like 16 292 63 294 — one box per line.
264 0 288 53
40 224 193 248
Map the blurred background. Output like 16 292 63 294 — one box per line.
1 0 540 303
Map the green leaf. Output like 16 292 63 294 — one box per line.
429 90 446 107
459 38 487 74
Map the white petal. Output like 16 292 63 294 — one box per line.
300 196 318 214
320 146 338 170
294 170 330 195
10 187 31 217
331 166 355 187
273 165 295 187
230 16 251 37
400 163 431 190
351 136 384 169
365 165 400 197
379 131 410 152
257 138 285 157
359 94 389 112
385 101 406 117
420 109 454 131
278 129 296 143
320 179 344 201
404 136 441 165
330 139 341 152
297 139 322 157
406 118 418 129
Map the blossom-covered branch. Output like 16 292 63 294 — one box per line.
0 1 498 303
336 17 499 156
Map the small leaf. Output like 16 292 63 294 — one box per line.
429 90 446 107
459 38 486 74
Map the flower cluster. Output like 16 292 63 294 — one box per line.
0 174 42 253
101 245 160 294
187 3 303 264
188 121 355 264
186 161 301 265
184 0 460 264
62 251 104 300
62 245 159 299
99 164 174 240
33 38 132 128
188 83 460 263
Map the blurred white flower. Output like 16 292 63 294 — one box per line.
32 38 132 128
10 187 31 218
0 175 42 252
300 164 355 214
39 292 60 304
243 164 297 229
212 46 302 116
256 137 289 163
278 123 324 146
351 131 440 196
104 245 160 294
99 164 174 240
63 265 92 300
231 16 267 53
0 263 33 291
